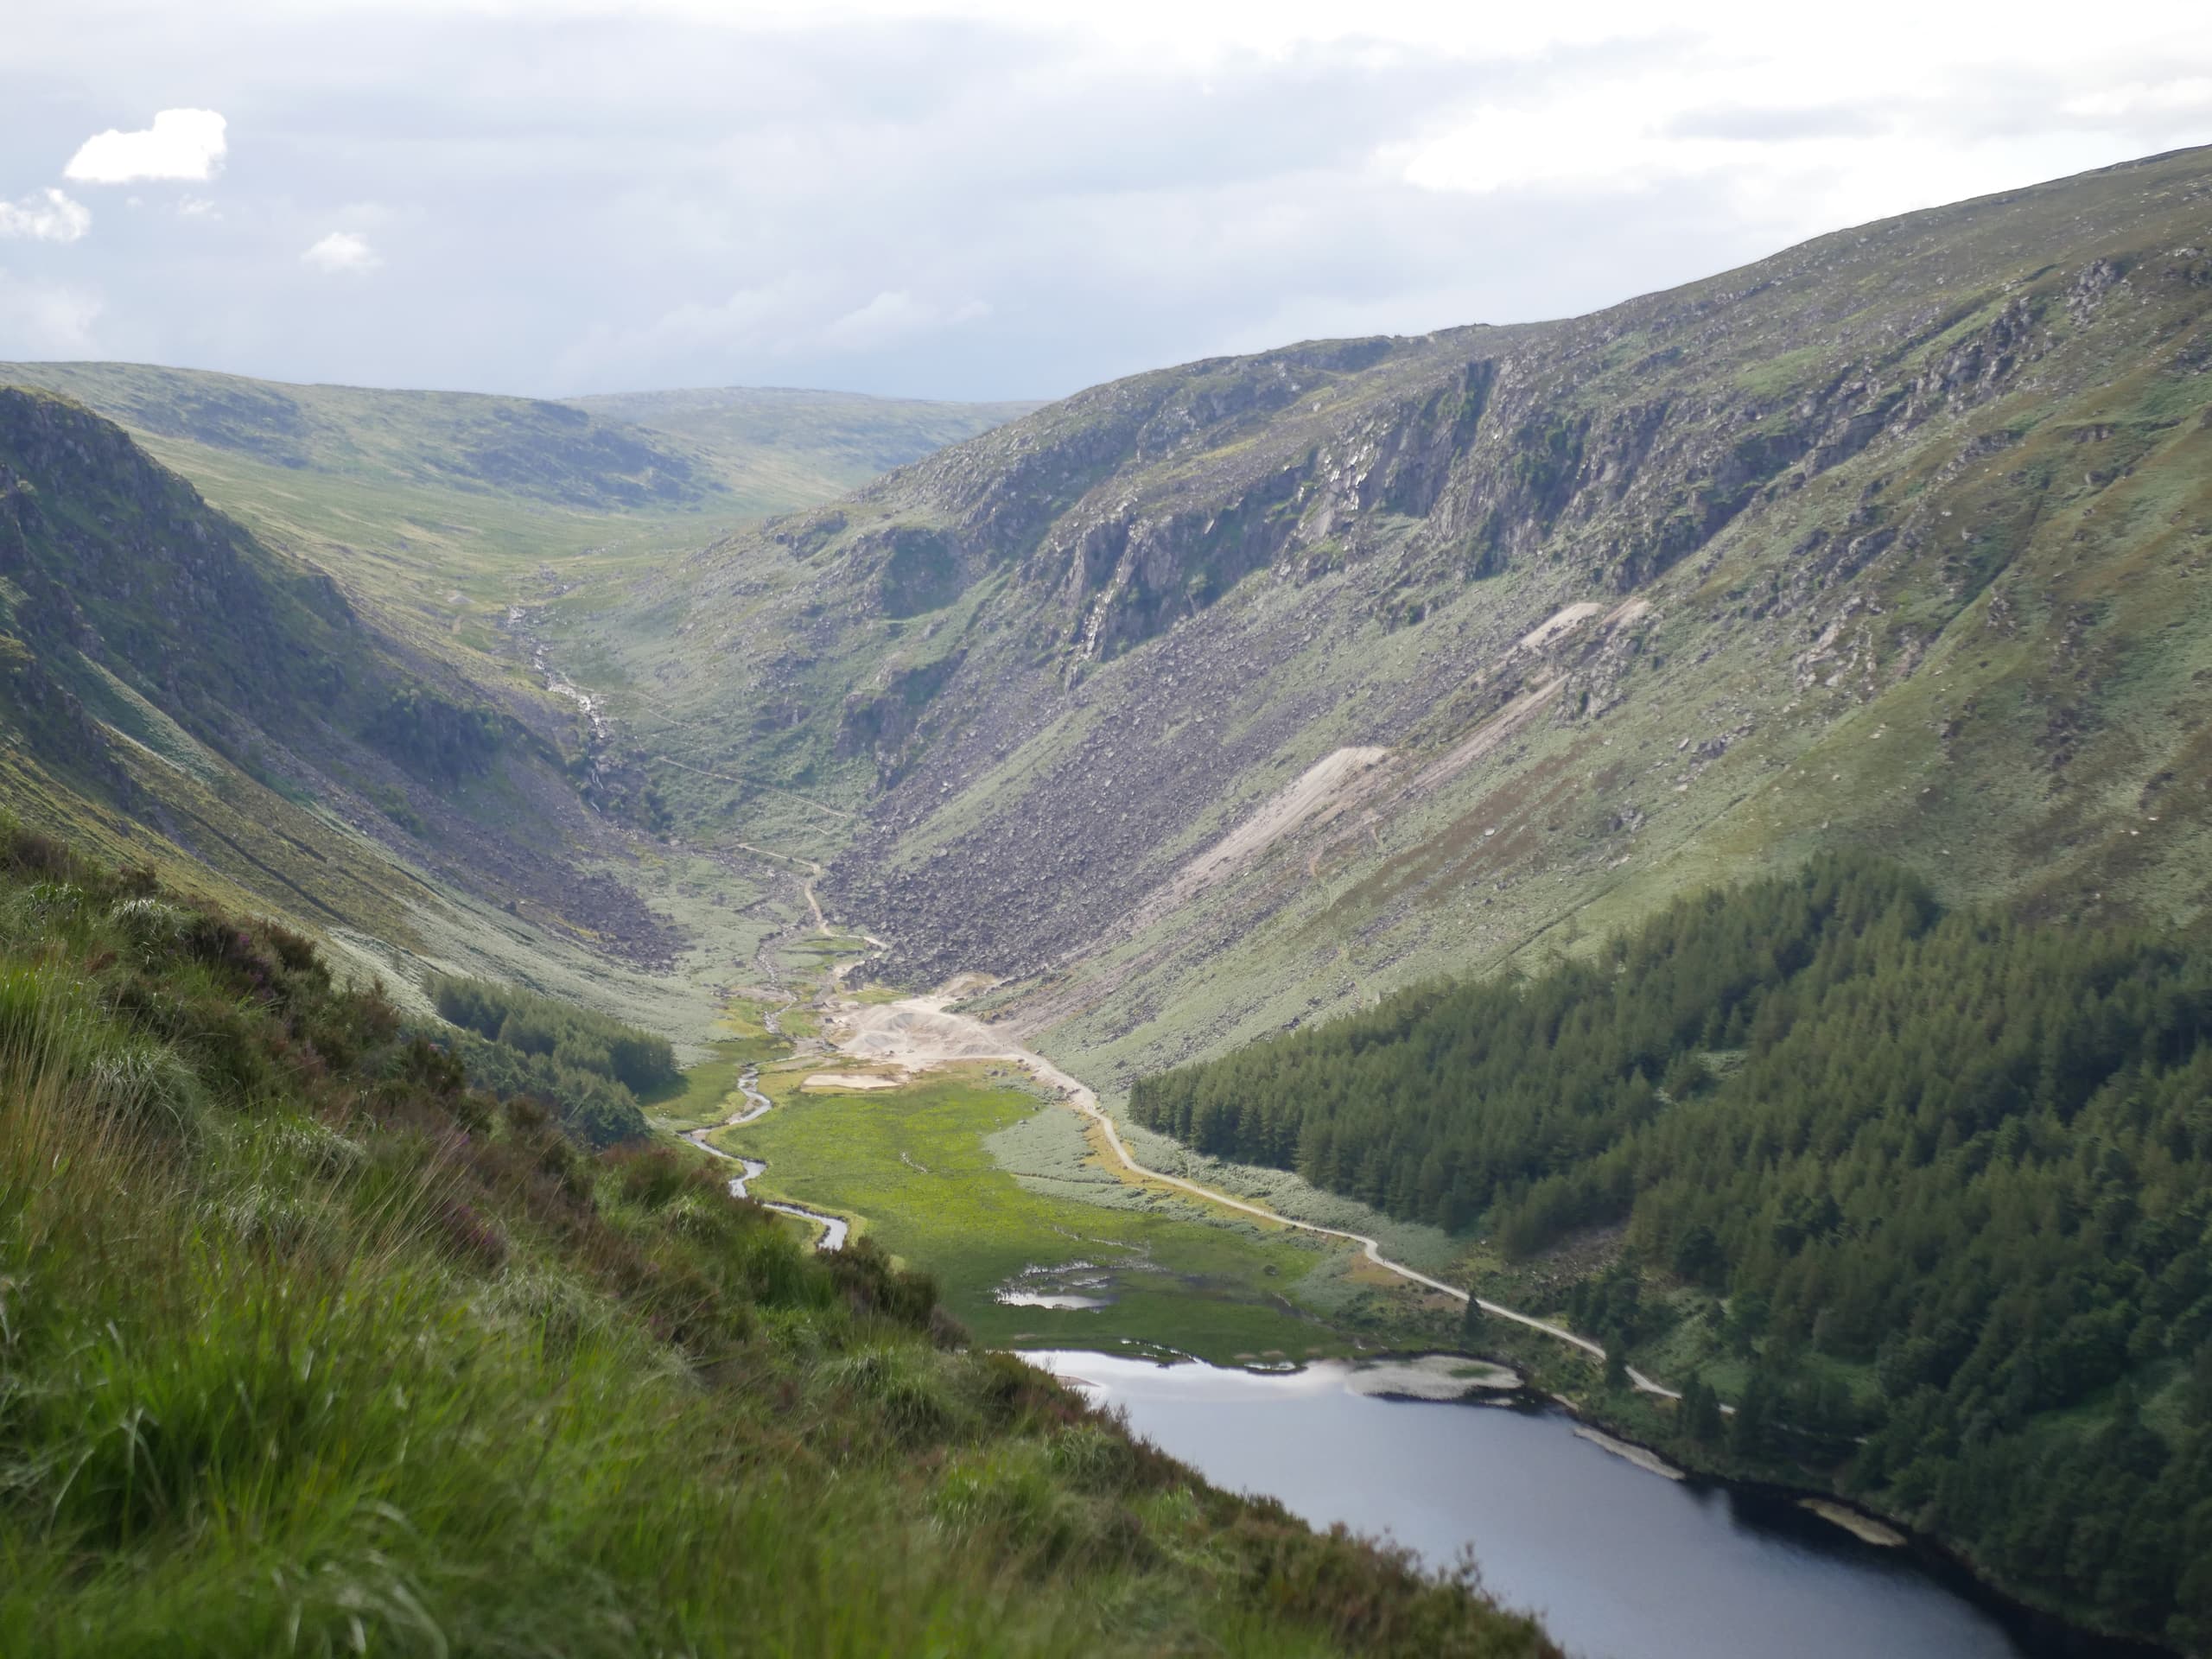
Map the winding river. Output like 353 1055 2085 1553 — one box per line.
683 1065 850 1250
1036 1350 2151 1659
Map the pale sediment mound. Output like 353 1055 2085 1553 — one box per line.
1407 677 1565 797
1571 1424 1686 1481
1343 1355 1522 1401
1516 601 1603 652
801 1071 900 1090
1137 745 1391 925
830 995 1029 1071
1798 1498 1906 1547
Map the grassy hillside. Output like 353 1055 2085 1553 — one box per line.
0 819 1555 1658
0 364 1026 690
575 145 2212 1108
0 384 791 1064
0 359 728 512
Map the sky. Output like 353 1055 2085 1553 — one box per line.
3 1 2209 403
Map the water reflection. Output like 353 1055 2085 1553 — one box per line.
1032 1350 2142 1659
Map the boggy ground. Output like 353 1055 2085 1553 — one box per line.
710 1058 1389 1362
664 920 1469 1365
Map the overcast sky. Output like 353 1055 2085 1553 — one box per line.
3 1 2209 403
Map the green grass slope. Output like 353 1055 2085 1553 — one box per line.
711 1061 1382 1363
0 385 758 1046
0 364 1033 771
0 819 1555 1659
588 145 2212 1105
0 360 721 511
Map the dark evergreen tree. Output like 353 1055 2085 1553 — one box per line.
1460 1296 1489 1348
1680 1374 1725 1446
1126 852 2212 1642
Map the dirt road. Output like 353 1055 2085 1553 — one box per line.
827 991 1680 1398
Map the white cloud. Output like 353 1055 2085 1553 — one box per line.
555 279 995 385
302 231 380 272
1385 31 2212 251
2063 76 2212 121
7 3 2209 398
64 109 228 184
0 269 103 353
176 195 221 219
0 189 92 244
552 277 816 384
822 289 991 351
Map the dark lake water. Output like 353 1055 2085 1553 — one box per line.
1033 1350 2145 1659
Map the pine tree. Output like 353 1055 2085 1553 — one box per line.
1732 1367 1776 1461
1460 1296 1489 1349
1680 1374 1725 1445
1122 852 2212 1642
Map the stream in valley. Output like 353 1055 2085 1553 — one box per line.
1035 1350 2153 1659
683 1064 851 1250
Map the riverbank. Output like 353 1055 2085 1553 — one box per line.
680 1062 855 1250
1450 1329 2190 1659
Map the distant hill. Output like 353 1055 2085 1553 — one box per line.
0 362 1031 519
598 145 2212 1087
569 385 1041 517
0 362 1029 786
0 385 685 1006
0 361 718 512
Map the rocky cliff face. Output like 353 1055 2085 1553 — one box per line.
737 174 2116 690
630 147 2212 1085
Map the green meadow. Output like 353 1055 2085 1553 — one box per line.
708 1063 1388 1363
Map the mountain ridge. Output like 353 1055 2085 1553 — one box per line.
0 359 1036 518
0 383 700 1008
581 143 2212 1098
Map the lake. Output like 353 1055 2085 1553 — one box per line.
1033 1349 2149 1659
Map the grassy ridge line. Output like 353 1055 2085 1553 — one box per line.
567 384 1041 509
0 359 715 506
0 364 1029 741
0 817 1556 1659
0 361 1032 517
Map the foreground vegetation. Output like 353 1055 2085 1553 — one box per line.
1136 853 2212 1648
0 817 1554 1657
